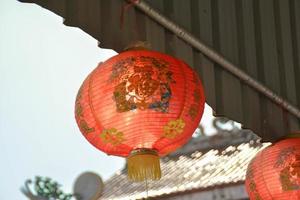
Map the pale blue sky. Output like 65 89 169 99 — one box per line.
0 1 123 199
0 1 218 199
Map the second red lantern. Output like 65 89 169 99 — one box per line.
245 136 300 200
75 49 205 181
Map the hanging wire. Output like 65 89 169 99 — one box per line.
145 178 149 199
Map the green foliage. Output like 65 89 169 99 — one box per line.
33 176 74 200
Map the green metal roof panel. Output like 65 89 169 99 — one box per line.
19 0 300 141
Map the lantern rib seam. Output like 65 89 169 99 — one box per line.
154 62 202 155
88 73 103 131
169 61 192 147
152 60 188 154
179 60 188 118
260 149 274 199
87 67 130 156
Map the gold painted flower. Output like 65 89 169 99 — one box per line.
75 103 83 117
100 128 125 146
188 104 198 120
79 120 94 134
291 155 300 178
163 118 185 139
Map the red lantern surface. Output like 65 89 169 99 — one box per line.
75 49 205 181
245 137 300 200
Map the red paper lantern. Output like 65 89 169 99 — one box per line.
75 49 205 181
245 136 300 200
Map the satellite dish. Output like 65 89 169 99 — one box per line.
73 172 104 200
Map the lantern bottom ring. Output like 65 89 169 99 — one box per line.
127 148 161 182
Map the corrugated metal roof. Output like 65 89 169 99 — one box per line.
19 0 300 141
100 134 269 200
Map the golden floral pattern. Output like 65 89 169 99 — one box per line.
163 118 185 139
275 147 300 191
79 120 95 134
111 56 174 113
75 103 83 117
188 104 198 120
100 128 125 146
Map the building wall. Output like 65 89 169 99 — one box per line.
158 184 249 200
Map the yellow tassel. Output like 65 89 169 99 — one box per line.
127 149 161 182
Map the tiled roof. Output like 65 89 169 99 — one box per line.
100 131 270 200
